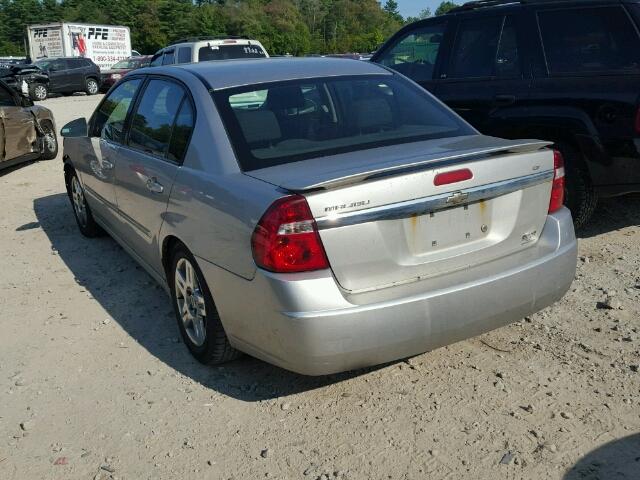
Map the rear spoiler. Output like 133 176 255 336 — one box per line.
278 139 552 192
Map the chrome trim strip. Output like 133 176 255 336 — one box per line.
315 170 554 230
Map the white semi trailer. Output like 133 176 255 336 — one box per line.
26 23 132 70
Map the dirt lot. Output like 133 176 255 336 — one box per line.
1 94 639 480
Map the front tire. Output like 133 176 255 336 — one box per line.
169 244 240 365
39 121 58 160
85 78 99 95
29 83 48 101
66 170 102 237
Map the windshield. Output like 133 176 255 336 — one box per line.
198 44 266 62
33 60 51 70
111 58 148 69
213 75 474 171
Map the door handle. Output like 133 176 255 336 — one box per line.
102 159 114 170
146 177 164 194
493 94 516 107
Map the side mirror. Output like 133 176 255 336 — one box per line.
20 96 33 107
61 118 88 137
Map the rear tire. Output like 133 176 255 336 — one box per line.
29 83 47 101
555 143 598 230
85 78 99 95
66 170 102 237
169 244 241 365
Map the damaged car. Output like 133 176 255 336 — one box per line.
0 79 57 170
0 63 50 101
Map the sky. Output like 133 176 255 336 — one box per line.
396 0 444 18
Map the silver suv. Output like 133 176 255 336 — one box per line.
150 36 269 66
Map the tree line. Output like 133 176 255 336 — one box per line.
0 0 459 57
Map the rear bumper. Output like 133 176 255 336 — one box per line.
200 208 577 375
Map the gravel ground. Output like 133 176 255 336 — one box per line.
1 95 639 480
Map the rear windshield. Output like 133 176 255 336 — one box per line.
198 44 266 62
213 75 474 171
111 58 149 69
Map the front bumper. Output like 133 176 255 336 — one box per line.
200 208 577 375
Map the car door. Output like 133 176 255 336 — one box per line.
64 59 84 91
436 12 531 136
113 77 194 273
0 83 37 162
80 78 143 223
374 18 450 95
47 59 72 92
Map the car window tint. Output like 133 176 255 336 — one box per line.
128 79 185 158
177 47 192 64
52 59 66 71
167 99 194 162
198 44 266 61
0 84 15 106
450 16 502 78
215 75 474 171
496 16 521 77
65 59 80 69
162 51 175 65
92 79 142 142
538 6 640 75
377 23 446 82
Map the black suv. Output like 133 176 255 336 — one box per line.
31 57 101 99
372 0 640 227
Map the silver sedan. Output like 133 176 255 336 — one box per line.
60 58 577 375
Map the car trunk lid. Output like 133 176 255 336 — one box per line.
248 135 555 293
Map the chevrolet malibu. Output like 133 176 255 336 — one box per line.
60 58 577 375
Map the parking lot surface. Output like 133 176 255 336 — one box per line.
1 95 639 480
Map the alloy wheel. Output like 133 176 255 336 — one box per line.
87 80 98 95
34 85 47 100
43 127 56 153
174 258 207 347
70 176 87 227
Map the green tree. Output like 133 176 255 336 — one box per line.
435 1 458 16
383 0 402 23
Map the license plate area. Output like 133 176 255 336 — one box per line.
404 200 491 255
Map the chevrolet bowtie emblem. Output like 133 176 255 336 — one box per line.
446 191 469 205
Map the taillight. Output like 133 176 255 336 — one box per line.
251 195 329 273
548 149 565 213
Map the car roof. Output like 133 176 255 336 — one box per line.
148 57 392 90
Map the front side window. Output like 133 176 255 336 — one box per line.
128 79 186 158
91 78 142 142
150 53 163 67
177 47 192 64
198 44 266 62
377 23 446 82
449 16 503 78
214 75 474 171
538 6 640 75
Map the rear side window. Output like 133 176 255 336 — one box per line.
377 23 446 82
167 100 194 162
198 44 266 61
538 6 640 75
214 75 474 171
177 47 192 64
92 79 142 142
128 79 186 159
